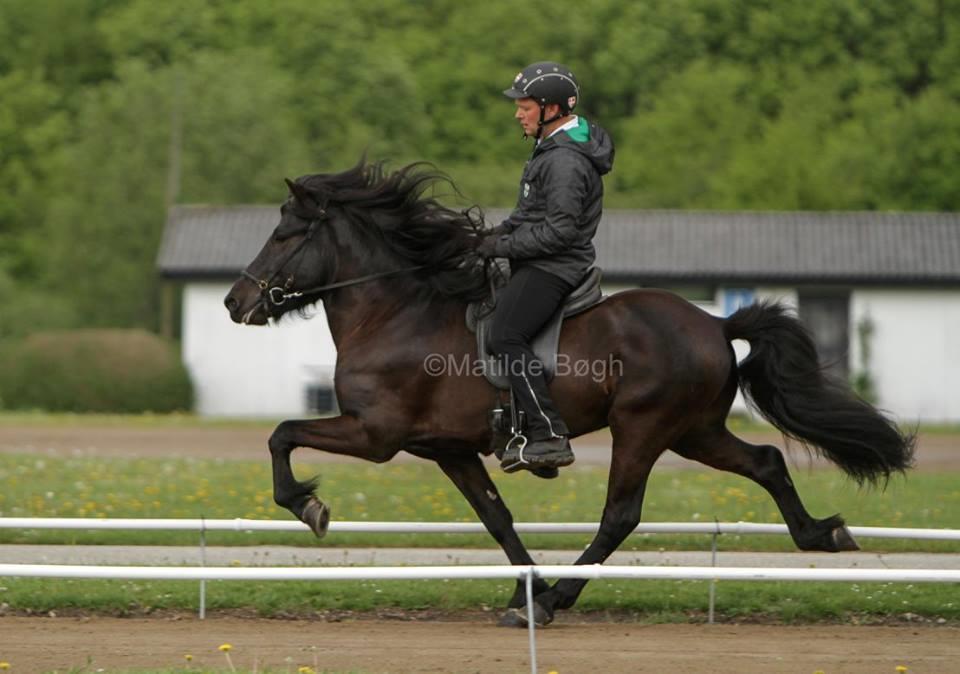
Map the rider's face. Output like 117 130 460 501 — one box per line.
514 98 561 137
514 98 540 136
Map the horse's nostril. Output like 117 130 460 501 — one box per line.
224 295 238 312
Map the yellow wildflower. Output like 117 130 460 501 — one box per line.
218 644 232 652
896 667 908 673
299 667 316 674
184 654 193 661
0 663 9 670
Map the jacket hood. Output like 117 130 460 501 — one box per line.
539 117 615 175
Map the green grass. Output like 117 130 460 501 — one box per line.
2 576 957 623
0 454 958 552
1 448 958 623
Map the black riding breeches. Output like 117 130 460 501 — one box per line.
488 266 575 441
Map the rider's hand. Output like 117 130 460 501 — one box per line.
476 235 499 259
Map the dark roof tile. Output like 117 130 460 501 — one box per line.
157 206 960 284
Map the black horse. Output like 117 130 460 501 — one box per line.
224 160 915 626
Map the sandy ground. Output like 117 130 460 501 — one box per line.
1 615 958 674
0 424 957 470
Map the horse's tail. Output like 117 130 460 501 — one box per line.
722 301 915 485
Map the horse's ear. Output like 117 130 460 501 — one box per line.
284 177 311 205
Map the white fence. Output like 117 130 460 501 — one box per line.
2 518 958 674
2 517 959 540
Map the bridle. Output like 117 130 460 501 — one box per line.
240 202 425 309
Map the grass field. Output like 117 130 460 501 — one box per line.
0 454 957 552
1 418 958 624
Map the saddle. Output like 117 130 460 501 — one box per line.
466 267 606 390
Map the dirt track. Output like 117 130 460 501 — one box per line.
1 615 957 673
1 424 957 470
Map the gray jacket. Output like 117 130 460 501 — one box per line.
490 117 614 286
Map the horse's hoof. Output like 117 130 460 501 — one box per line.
831 525 859 551
498 608 526 628
497 604 553 627
301 497 330 538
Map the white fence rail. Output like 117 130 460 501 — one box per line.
2 517 959 540
2 562 960 583
2 517 958 674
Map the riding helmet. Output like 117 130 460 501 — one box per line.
503 61 580 114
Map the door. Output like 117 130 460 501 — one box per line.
797 290 851 381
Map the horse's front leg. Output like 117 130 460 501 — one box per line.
268 416 399 537
437 455 551 622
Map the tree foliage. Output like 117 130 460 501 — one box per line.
0 0 957 330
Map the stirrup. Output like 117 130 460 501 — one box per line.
500 432 529 472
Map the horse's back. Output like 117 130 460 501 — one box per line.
564 287 733 400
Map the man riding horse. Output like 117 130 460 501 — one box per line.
224 60 912 627
477 61 615 475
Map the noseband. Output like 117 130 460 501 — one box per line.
241 204 425 309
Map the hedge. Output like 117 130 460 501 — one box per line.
0 329 193 413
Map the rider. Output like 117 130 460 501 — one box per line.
476 61 615 474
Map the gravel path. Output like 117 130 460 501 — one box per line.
1 424 957 470
3 544 958 569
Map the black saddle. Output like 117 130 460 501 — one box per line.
466 267 606 390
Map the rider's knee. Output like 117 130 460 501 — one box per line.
488 327 525 357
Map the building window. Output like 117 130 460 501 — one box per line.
660 285 717 302
306 385 339 415
722 288 756 316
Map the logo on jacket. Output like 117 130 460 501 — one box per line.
523 182 530 198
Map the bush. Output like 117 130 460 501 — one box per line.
0 329 193 413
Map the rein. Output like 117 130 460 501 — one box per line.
240 203 428 307
244 264 428 306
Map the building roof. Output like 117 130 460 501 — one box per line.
157 206 960 285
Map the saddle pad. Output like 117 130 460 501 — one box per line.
469 267 605 390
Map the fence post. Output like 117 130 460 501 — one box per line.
199 515 207 620
708 519 719 624
526 567 538 674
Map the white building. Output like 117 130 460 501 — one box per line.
157 207 960 422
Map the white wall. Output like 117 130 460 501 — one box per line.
851 289 960 423
181 281 960 422
182 282 337 417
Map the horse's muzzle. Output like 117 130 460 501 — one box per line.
224 287 269 325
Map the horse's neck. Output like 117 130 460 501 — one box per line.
321 282 462 351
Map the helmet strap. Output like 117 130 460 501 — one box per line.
533 104 564 141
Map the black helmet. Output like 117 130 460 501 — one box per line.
503 61 580 114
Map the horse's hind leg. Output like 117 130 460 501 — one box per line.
527 410 666 625
674 425 859 552
436 455 551 620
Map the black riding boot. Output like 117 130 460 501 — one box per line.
488 267 577 474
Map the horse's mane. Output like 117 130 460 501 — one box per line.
297 159 491 303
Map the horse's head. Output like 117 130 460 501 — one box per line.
224 178 332 325
226 161 494 326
